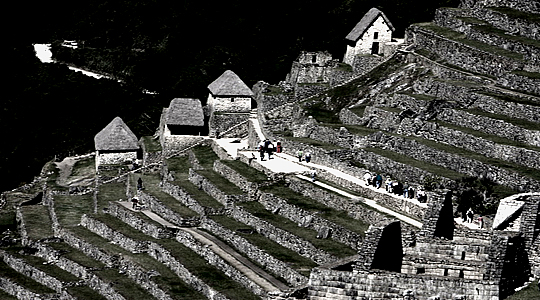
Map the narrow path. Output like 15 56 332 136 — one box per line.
117 201 285 292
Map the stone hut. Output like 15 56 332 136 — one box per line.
94 117 139 168
159 98 206 156
343 8 395 65
207 70 254 138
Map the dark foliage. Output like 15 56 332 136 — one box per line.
3 0 460 192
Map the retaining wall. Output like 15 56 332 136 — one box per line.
136 191 201 227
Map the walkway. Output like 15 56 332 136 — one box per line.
117 201 286 292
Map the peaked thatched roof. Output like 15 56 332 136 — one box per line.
165 98 205 126
207 70 254 97
94 117 139 151
345 8 395 42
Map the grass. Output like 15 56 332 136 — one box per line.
0 260 56 294
464 108 540 131
0 210 16 233
191 145 220 169
210 215 317 277
173 180 224 208
415 22 524 61
96 181 127 211
260 183 369 236
238 201 357 258
66 225 205 300
129 173 198 217
488 6 540 24
323 123 378 136
66 286 108 300
479 91 540 107
70 156 96 178
94 268 157 299
220 160 269 184
4 247 80 283
20 205 54 240
141 136 162 153
54 194 94 227
159 239 259 300
197 170 245 195
47 242 105 269
511 70 540 79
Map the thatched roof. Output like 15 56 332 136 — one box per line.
208 70 254 97
94 117 139 151
345 8 395 42
165 98 205 126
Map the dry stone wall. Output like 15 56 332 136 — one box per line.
229 205 336 265
175 230 267 297
209 113 249 138
161 181 225 215
200 217 308 287
213 160 259 198
407 25 524 78
257 192 363 250
188 169 248 206
0 276 57 300
460 0 540 15
133 191 200 227
436 108 540 147
107 202 174 239
80 214 147 253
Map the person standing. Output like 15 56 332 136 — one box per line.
467 208 474 223
386 177 392 192
478 215 484 229
403 182 409 198
375 174 383 189
267 141 274 159
297 150 303 162
276 141 282 153
363 172 372 186
305 152 311 163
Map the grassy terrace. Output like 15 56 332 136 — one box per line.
0 210 16 233
129 173 198 217
210 215 317 277
237 201 357 258
283 136 344 151
0 289 17 300
20 205 54 240
415 22 524 61
0 260 55 294
506 280 540 300
5 246 80 283
220 160 269 184
86 213 257 300
480 91 540 107
96 181 127 211
54 194 94 227
260 183 369 236
464 108 540 131
65 225 205 300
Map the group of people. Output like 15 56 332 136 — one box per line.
463 208 484 229
258 140 282 161
363 172 427 202
296 150 312 163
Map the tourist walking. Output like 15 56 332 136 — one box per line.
276 141 282 153
403 182 409 198
364 172 372 186
375 174 383 189
267 141 274 159
467 208 474 223
297 150 303 162
478 215 484 229
386 177 392 192
305 152 311 163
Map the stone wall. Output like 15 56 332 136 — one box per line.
188 169 248 206
200 217 308 287
228 205 337 265
338 107 365 126
498 72 540 95
308 267 500 300
175 229 267 297
351 55 387 75
460 0 540 15
407 24 524 78
106 202 174 239
131 191 201 227
96 151 137 168
434 7 540 69
0 250 75 299
208 95 251 113
80 214 148 253
161 180 226 216
0 276 57 300
213 160 259 198
252 81 296 114
257 192 363 250
209 113 250 138
437 108 540 147
471 92 540 123
161 135 205 157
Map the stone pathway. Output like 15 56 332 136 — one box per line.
117 201 285 292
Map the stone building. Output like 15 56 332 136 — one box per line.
94 117 139 169
207 70 254 138
159 98 205 156
286 51 334 85
343 8 397 65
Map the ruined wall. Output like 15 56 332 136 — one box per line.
161 135 205 157
460 0 540 14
